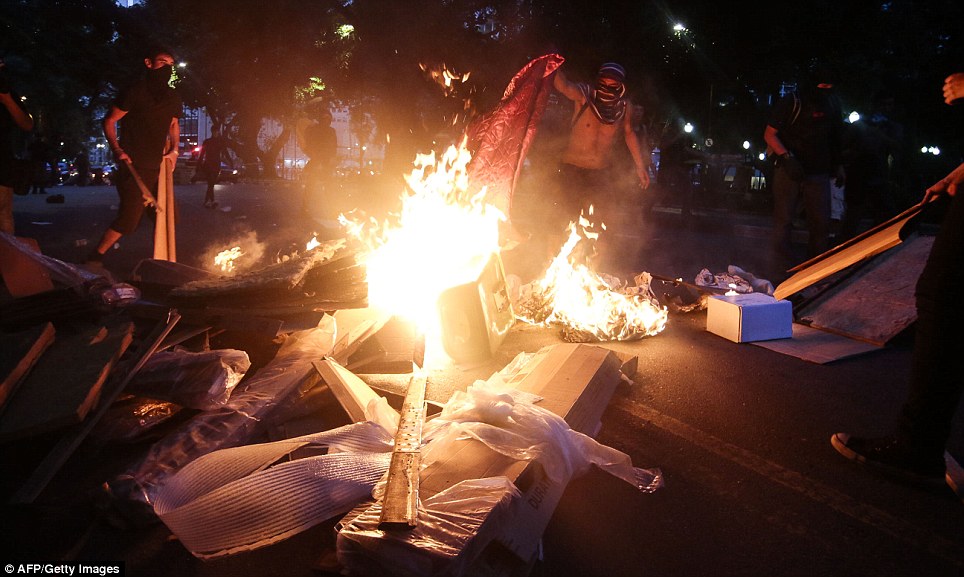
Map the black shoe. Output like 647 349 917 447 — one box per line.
831 433 946 485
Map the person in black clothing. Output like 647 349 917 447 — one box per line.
88 46 182 263
196 126 226 208
839 90 904 240
0 55 34 234
764 64 845 280
27 134 51 194
832 71 964 495
298 106 337 217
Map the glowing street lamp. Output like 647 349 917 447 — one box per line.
683 122 694 134
742 140 751 150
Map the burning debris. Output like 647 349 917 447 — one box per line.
515 215 668 343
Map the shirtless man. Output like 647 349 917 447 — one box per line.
546 62 650 261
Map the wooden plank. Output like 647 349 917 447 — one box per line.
380 373 427 527
773 201 924 301
10 311 181 504
0 322 56 414
312 358 398 424
0 319 134 441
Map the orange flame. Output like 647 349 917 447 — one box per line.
342 140 504 337
517 214 668 342
214 246 244 274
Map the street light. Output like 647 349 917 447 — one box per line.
742 140 751 150
683 122 694 133
848 111 861 123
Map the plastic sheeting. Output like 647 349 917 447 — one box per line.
336 369 662 576
111 317 336 505
153 421 394 559
128 348 251 410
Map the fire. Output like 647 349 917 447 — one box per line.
516 215 668 342
214 246 244 273
342 140 504 336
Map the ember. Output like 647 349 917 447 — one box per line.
516 214 668 342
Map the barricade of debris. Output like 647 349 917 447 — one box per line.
1 231 661 577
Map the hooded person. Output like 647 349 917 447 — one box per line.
541 61 651 270
87 45 182 265
763 60 845 280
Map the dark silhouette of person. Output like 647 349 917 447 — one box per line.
764 63 845 281
196 127 227 208
0 54 34 234
839 90 904 240
297 106 337 217
832 71 964 493
27 134 51 194
87 46 181 264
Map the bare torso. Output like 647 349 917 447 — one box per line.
562 102 622 169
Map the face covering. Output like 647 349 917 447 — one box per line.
147 65 172 98
580 79 626 125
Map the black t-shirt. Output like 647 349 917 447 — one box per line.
0 92 30 186
115 76 182 168
768 90 842 175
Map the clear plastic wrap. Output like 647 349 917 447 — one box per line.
153 421 395 559
420 377 662 492
336 478 520 577
336 373 662 576
127 348 251 410
109 317 336 505
0 232 105 288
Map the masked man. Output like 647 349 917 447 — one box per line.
546 62 650 266
764 63 845 280
88 46 181 264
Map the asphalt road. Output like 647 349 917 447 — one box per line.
5 179 964 577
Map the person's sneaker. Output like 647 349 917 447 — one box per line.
831 433 946 485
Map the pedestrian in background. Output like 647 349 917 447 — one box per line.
764 62 845 281
196 126 227 208
0 55 34 235
832 71 964 494
27 133 52 194
87 45 181 265
297 104 337 217
839 90 904 241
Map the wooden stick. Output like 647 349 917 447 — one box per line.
123 158 161 210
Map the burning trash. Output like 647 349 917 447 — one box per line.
515 214 668 342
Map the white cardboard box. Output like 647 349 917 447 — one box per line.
707 293 793 343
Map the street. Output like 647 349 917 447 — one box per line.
4 178 964 577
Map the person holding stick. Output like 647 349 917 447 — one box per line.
831 71 964 495
87 45 181 265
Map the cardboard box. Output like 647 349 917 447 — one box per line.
707 293 792 343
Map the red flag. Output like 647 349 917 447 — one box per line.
465 54 564 217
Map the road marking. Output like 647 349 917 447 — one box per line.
611 398 964 567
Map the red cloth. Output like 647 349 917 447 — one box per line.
465 54 564 216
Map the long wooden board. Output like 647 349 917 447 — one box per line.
0 322 56 413
773 201 924 301
0 319 134 441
